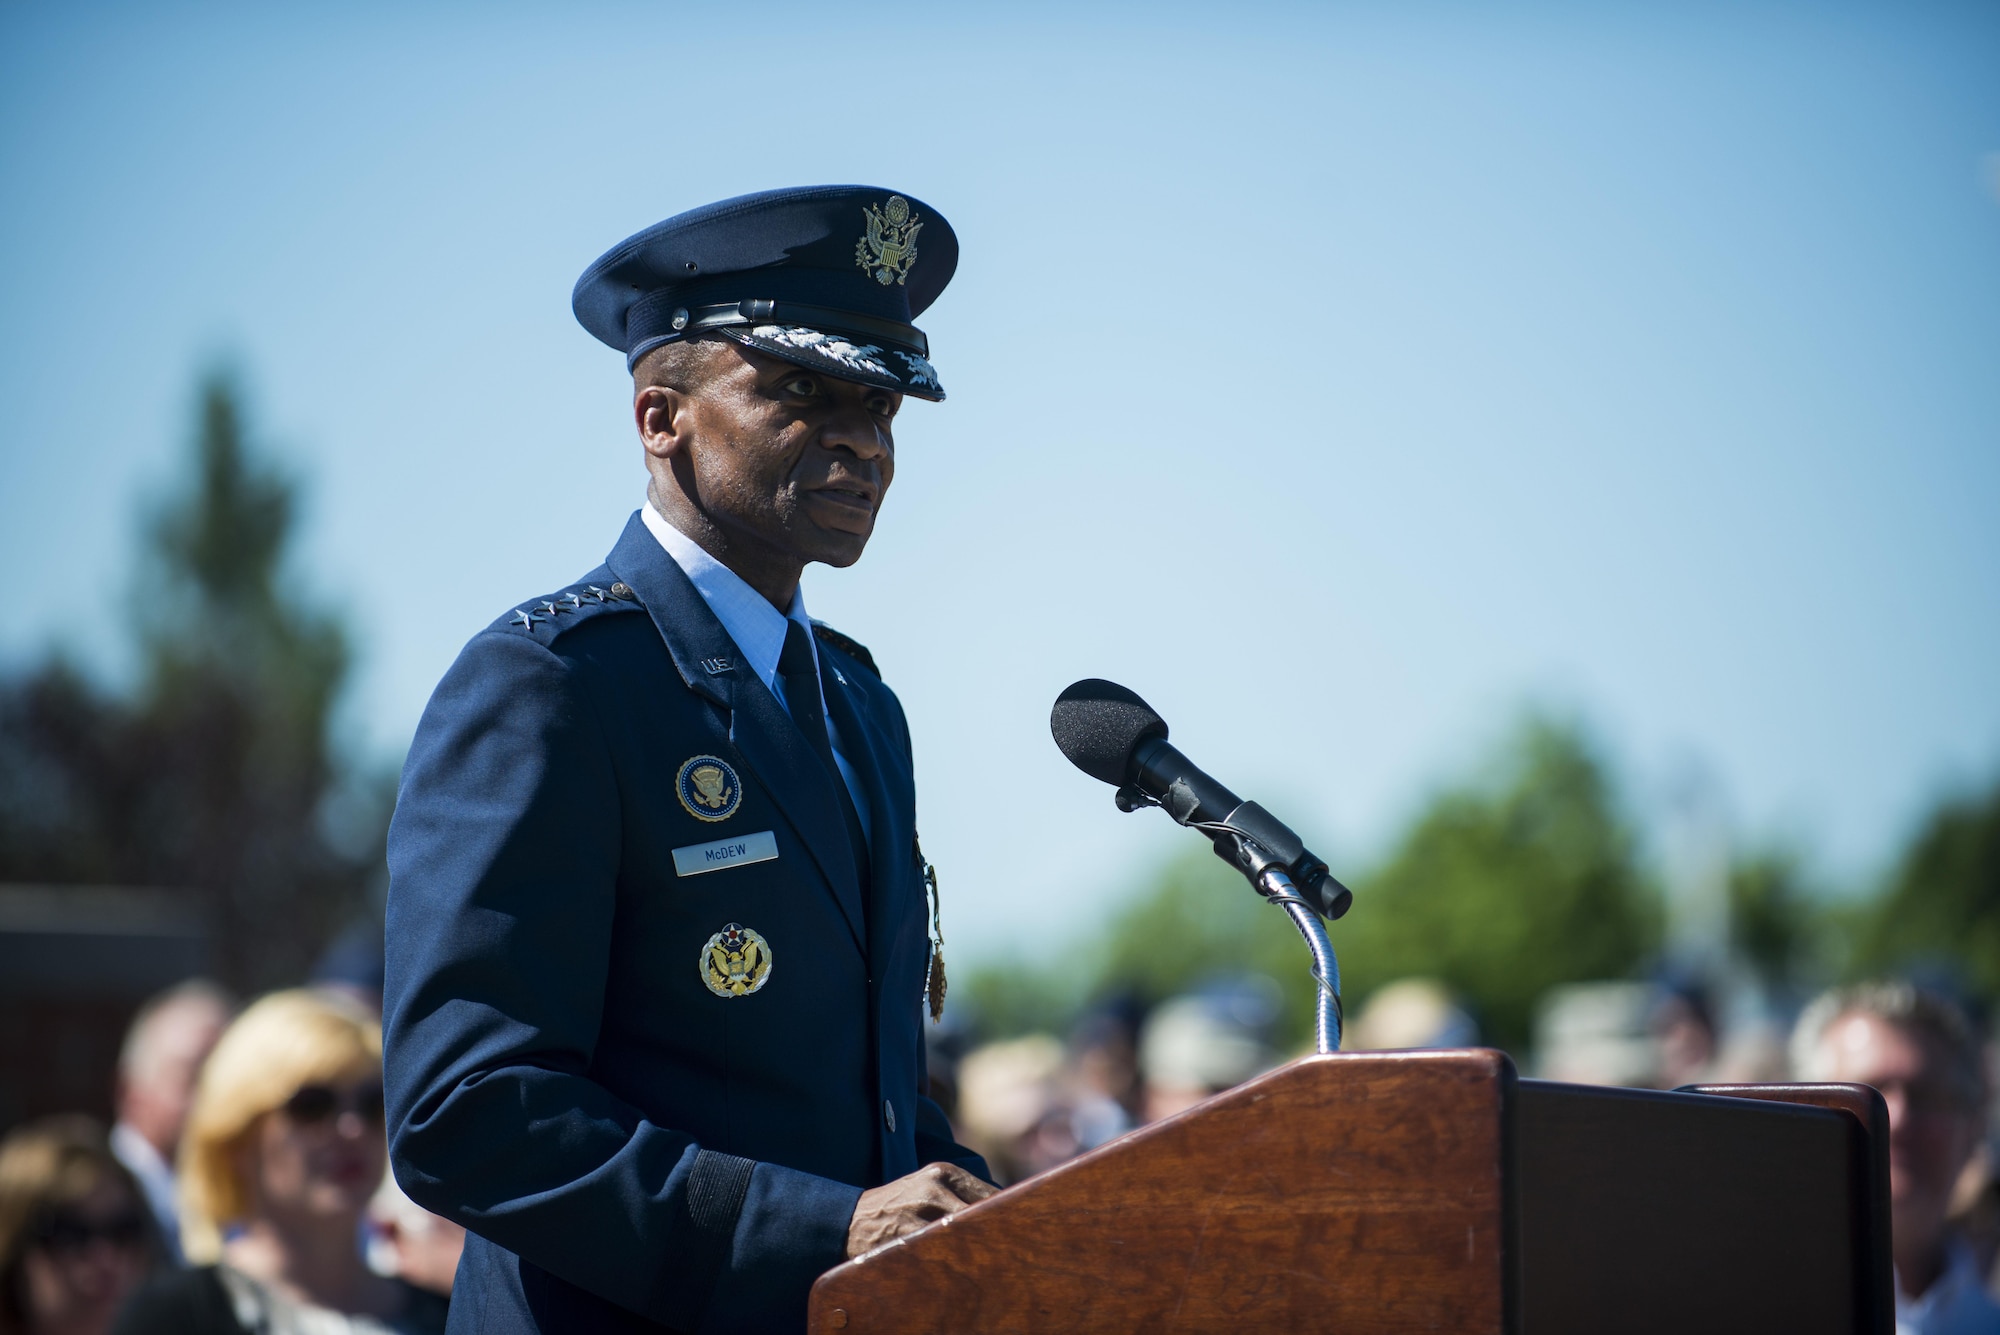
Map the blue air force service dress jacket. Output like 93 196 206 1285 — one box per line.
382 513 987 1335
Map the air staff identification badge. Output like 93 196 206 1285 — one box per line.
676 755 741 822
701 923 772 998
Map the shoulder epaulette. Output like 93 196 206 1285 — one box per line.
811 621 879 678
496 580 645 640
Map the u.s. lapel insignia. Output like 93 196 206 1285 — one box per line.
701 923 772 998
676 755 742 822
855 195 922 286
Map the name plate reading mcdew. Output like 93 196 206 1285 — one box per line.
673 830 779 878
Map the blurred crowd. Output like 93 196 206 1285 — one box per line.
935 971 2000 1333
7 959 1998 1334
0 946 460 1335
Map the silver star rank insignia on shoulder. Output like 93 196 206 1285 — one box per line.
676 755 742 822
701 923 772 998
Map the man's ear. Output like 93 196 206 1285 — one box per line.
636 385 691 461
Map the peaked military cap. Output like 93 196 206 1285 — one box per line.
572 185 956 402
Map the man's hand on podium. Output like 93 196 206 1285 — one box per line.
845 1163 997 1258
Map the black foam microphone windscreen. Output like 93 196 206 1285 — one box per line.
1050 679 1170 786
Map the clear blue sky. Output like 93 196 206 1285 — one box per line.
3 1 1996 958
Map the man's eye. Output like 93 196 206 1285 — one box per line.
782 376 818 396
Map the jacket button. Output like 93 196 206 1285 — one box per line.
883 1100 896 1132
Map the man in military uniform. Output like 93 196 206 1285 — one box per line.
382 186 994 1335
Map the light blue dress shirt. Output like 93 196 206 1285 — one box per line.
641 502 873 845
1895 1241 2000 1335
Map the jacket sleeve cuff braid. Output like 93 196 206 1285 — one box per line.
701 1162 863 1332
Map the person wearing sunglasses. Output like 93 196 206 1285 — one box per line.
111 990 445 1335
0 1115 156 1335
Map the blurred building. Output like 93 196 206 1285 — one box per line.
0 884 211 1132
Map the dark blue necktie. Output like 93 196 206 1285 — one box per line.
779 620 872 908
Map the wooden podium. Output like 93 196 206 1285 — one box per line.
809 1051 1890 1334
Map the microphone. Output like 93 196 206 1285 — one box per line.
1050 679 1353 919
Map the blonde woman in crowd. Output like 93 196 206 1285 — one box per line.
0 1116 155 1335
112 991 445 1335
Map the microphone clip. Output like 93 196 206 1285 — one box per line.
1108 783 1354 921
1208 827 1354 922
1112 784 1159 814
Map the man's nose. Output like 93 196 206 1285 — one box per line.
820 405 890 461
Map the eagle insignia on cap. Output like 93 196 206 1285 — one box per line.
677 755 742 822
856 195 922 286
701 923 772 998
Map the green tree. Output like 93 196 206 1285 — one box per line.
0 371 384 990
1727 848 1832 988
1852 775 2000 994
1313 714 1658 1052
957 842 1314 1043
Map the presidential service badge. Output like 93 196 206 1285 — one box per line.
855 195 922 286
676 755 742 822
701 923 772 998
